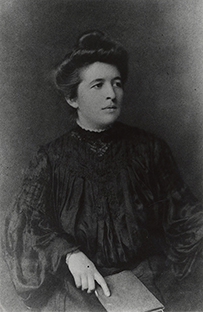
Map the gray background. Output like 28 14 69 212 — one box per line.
0 0 203 310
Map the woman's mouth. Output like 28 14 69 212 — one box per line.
102 105 117 110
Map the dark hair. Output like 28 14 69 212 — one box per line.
54 30 128 100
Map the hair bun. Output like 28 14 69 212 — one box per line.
77 30 110 50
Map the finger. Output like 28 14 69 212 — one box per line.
95 272 110 297
73 274 82 289
81 274 88 291
87 275 95 293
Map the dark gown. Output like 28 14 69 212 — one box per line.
2 122 203 311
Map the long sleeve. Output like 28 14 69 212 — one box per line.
153 139 203 279
2 148 78 308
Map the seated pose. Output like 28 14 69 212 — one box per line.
2 30 203 312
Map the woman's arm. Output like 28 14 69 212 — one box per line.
153 139 203 279
2 148 78 308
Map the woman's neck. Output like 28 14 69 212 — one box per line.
76 119 111 133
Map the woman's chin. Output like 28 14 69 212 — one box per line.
101 113 120 127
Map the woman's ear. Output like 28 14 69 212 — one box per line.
65 97 79 109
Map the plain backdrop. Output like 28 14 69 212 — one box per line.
0 0 203 310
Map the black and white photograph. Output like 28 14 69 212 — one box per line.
0 1 203 311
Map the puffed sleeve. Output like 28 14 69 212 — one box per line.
2 147 79 308
153 139 203 280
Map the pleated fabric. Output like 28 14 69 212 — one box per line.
2 122 203 311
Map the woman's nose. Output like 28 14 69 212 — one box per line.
106 84 116 100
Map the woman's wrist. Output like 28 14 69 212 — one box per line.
66 250 80 266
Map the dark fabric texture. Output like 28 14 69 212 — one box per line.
2 122 203 311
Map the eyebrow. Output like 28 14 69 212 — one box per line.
89 76 122 85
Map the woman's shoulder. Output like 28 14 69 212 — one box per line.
116 122 170 160
37 128 75 160
116 122 162 145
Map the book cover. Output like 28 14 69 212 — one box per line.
95 270 164 312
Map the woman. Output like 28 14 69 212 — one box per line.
2 30 203 311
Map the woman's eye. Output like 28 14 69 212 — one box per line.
92 82 103 89
114 81 123 88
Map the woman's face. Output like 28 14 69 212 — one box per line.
68 62 123 131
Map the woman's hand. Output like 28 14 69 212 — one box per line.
66 251 110 296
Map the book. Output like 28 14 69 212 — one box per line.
95 270 164 312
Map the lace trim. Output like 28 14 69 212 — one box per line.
70 124 115 157
76 120 111 133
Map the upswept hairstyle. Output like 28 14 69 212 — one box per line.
54 30 128 100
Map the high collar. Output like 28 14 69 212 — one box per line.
71 122 118 144
76 119 112 133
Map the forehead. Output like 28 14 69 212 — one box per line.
79 62 121 82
